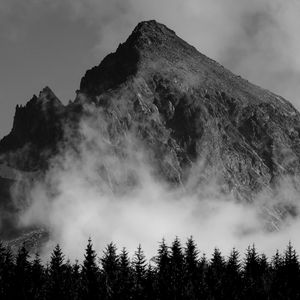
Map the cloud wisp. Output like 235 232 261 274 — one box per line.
15 103 300 261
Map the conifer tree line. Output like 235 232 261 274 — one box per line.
1 237 300 299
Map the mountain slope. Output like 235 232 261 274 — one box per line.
1 20 300 244
78 20 300 199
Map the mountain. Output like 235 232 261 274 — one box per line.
1 20 300 244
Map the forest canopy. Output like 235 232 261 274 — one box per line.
0 238 299 299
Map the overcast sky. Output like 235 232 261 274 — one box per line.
1 0 300 138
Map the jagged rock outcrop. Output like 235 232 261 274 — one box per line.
0 87 65 171
2 20 300 197
78 20 300 199
1 20 300 244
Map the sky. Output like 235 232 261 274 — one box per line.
1 0 300 138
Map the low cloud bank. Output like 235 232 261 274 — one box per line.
15 104 300 261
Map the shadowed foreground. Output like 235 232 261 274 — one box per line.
0 238 299 300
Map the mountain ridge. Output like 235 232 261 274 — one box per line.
1 20 300 244
2 20 300 193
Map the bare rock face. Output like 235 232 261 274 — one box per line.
1 20 300 245
0 86 65 171
79 20 300 199
2 20 300 195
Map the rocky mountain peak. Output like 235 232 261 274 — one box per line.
79 20 198 96
133 20 175 35
2 21 300 196
0 87 65 170
126 20 177 47
38 86 61 105
2 20 300 246
77 21 300 200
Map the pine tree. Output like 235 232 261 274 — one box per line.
101 242 119 299
272 250 283 271
270 250 284 299
30 252 46 300
71 260 82 300
155 238 170 299
63 259 78 300
81 238 100 300
132 244 147 300
0 245 14 299
0 242 7 298
206 247 226 299
243 245 264 299
13 243 31 299
145 263 156 300
118 247 133 300
198 253 209 299
170 237 185 300
47 244 66 300
259 253 271 297
224 248 242 299
4 238 300 300
283 242 300 299
184 236 200 299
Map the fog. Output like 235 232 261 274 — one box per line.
2 0 300 261
16 104 300 261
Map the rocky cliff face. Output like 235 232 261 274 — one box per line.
1 20 300 243
78 20 300 200
0 87 65 171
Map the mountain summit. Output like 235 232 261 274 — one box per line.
78 20 300 198
1 20 300 242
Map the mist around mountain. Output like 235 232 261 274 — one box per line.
1 20 300 260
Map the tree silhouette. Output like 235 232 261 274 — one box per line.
81 238 100 300
170 237 184 300
184 236 200 299
243 244 266 299
198 253 209 298
224 248 242 299
0 239 299 299
118 247 133 300
47 244 66 300
30 252 45 300
64 259 79 300
132 244 147 300
0 242 7 298
101 242 119 299
206 247 226 299
259 253 272 297
283 242 300 299
0 245 14 299
144 264 156 300
13 244 31 299
155 238 170 299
